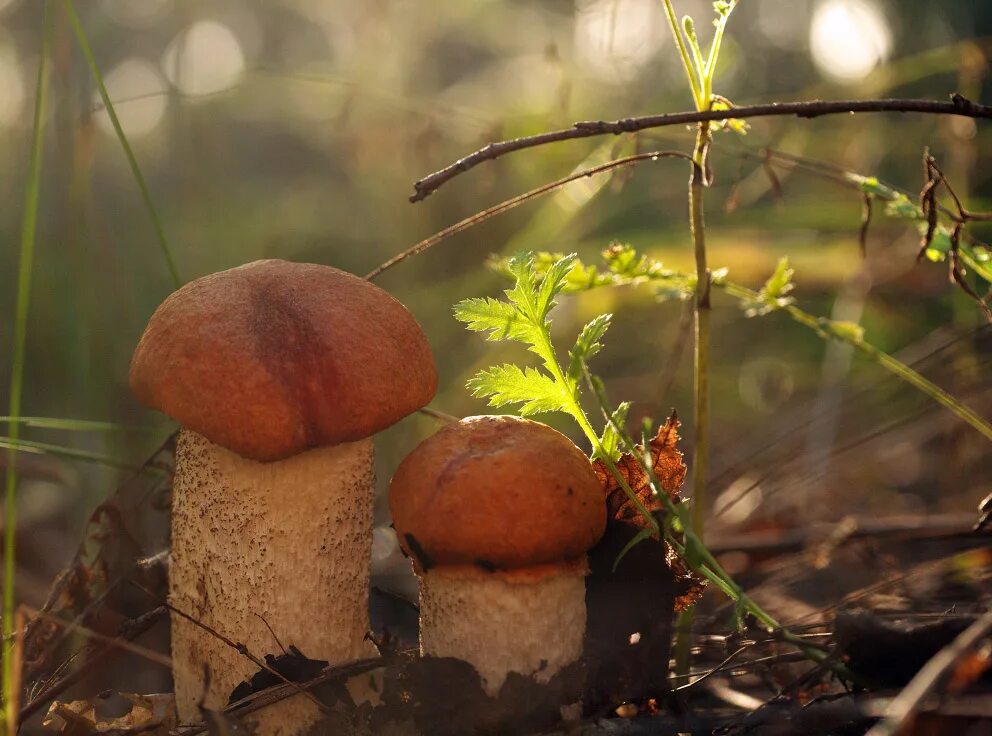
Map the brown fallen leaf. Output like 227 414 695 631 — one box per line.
592 411 687 527
42 692 176 735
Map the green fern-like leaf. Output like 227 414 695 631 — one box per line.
567 314 612 385
596 400 631 464
453 297 539 343
466 364 571 416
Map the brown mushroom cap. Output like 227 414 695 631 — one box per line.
389 415 606 571
130 259 437 461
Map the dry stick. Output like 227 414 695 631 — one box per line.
18 606 166 722
866 607 992 736
410 96 992 201
162 601 332 716
19 606 172 669
365 150 691 280
178 656 385 736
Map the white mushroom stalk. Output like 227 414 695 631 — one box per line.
389 415 606 699
169 431 374 723
418 564 587 695
129 260 437 734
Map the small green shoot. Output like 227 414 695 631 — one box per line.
3 4 54 729
454 251 842 673
506 247 992 444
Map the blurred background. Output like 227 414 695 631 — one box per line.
0 0 990 615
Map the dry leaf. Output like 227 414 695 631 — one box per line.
592 411 687 527
43 692 176 735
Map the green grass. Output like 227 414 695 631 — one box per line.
2 3 54 729
64 0 182 289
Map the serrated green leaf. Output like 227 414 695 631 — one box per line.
567 314 612 384
466 364 570 416
597 401 631 464
763 257 795 300
503 251 541 321
743 257 796 317
453 297 538 344
536 253 579 320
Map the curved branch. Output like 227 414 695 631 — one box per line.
410 94 992 202
366 150 690 280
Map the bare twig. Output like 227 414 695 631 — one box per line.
866 607 992 736
162 601 331 716
365 150 691 280
177 656 385 735
20 606 172 669
19 606 166 721
859 192 873 258
410 95 992 201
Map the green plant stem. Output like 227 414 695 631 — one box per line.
675 122 713 677
689 124 712 539
713 281 992 443
582 368 840 675
64 0 181 289
660 0 703 109
3 4 53 730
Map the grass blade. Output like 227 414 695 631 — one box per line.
3 3 54 730
0 417 158 433
0 437 147 473
64 0 181 288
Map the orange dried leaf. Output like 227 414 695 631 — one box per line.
593 412 687 525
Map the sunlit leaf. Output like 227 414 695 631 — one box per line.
567 314 612 385
466 364 570 416
743 257 795 316
597 401 631 465
453 297 538 344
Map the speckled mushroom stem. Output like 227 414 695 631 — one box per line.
170 429 376 731
418 561 588 696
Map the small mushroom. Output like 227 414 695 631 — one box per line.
129 260 436 732
388 415 606 696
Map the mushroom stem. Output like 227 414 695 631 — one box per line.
170 429 375 730
418 562 588 696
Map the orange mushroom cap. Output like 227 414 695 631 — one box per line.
389 415 606 572
130 259 437 461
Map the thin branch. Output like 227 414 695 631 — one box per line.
410 95 992 201
19 606 171 669
859 192 873 258
18 607 166 722
365 150 691 280
866 608 992 736
179 656 385 735
162 600 331 716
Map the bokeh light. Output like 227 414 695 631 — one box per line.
573 0 667 84
162 20 246 96
810 0 892 81
94 58 168 138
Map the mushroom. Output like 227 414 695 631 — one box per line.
388 415 606 697
129 259 436 731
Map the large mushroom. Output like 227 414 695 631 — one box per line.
388 415 606 697
129 259 436 732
